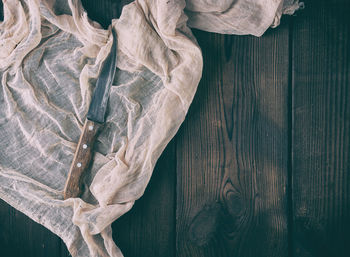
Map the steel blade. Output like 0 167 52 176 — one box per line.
87 29 117 123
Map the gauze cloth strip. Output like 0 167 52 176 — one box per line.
0 0 301 256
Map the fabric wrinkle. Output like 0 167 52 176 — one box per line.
0 0 302 256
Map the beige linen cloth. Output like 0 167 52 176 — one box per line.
0 0 302 256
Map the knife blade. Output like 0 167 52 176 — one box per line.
63 29 118 199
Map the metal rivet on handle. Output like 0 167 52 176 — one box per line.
77 163 82 168
88 125 94 131
83 144 88 149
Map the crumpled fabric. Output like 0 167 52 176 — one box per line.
187 0 303 35
0 0 301 256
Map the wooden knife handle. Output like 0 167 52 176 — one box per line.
63 119 101 199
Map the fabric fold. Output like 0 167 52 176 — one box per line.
0 0 301 256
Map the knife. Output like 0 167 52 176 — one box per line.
63 29 118 200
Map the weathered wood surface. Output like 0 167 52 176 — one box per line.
0 0 350 257
0 200 64 257
0 1 2 21
176 25 290 256
112 140 176 257
291 1 350 257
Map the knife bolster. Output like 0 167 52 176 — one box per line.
63 119 100 199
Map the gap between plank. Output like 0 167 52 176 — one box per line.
287 16 295 257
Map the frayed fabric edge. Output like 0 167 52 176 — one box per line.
271 0 304 29
283 0 305 15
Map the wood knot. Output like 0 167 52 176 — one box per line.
188 202 222 246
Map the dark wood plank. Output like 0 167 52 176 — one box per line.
112 140 176 257
292 1 350 257
81 0 132 28
0 200 62 257
0 0 3 21
176 23 291 257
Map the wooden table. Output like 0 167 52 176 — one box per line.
0 0 349 256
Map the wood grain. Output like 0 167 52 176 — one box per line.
1 1 350 257
64 119 100 199
0 0 3 21
0 199 62 257
81 0 132 28
291 1 350 256
176 24 291 257
112 140 176 257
